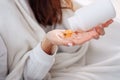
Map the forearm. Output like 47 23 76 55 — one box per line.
41 38 57 55
23 43 57 80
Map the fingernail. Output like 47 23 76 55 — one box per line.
67 43 73 47
109 19 113 23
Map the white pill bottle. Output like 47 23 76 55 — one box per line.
68 0 116 31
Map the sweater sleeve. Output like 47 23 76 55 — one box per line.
0 36 7 80
23 43 58 80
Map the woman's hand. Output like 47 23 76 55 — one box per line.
88 19 113 39
41 19 113 55
65 19 114 46
46 29 73 46
43 19 113 47
41 29 73 55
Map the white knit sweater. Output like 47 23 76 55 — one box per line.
0 0 120 80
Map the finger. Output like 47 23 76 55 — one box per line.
95 26 105 36
83 31 99 40
87 30 100 40
62 41 73 46
102 19 113 28
92 32 100 39
54 37 73 46
72 31 98 45
89 28 100 39
55 33 73 46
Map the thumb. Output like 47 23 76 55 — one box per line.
87 30 99 39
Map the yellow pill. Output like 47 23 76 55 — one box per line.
63 30 73 38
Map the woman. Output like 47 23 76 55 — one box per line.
0 0 115 80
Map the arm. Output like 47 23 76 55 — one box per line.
24 20 112 79
0 36 7 80
23 41 57 80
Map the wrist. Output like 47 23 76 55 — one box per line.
41 37 55 55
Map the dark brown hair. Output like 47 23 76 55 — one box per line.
28 0 72 27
